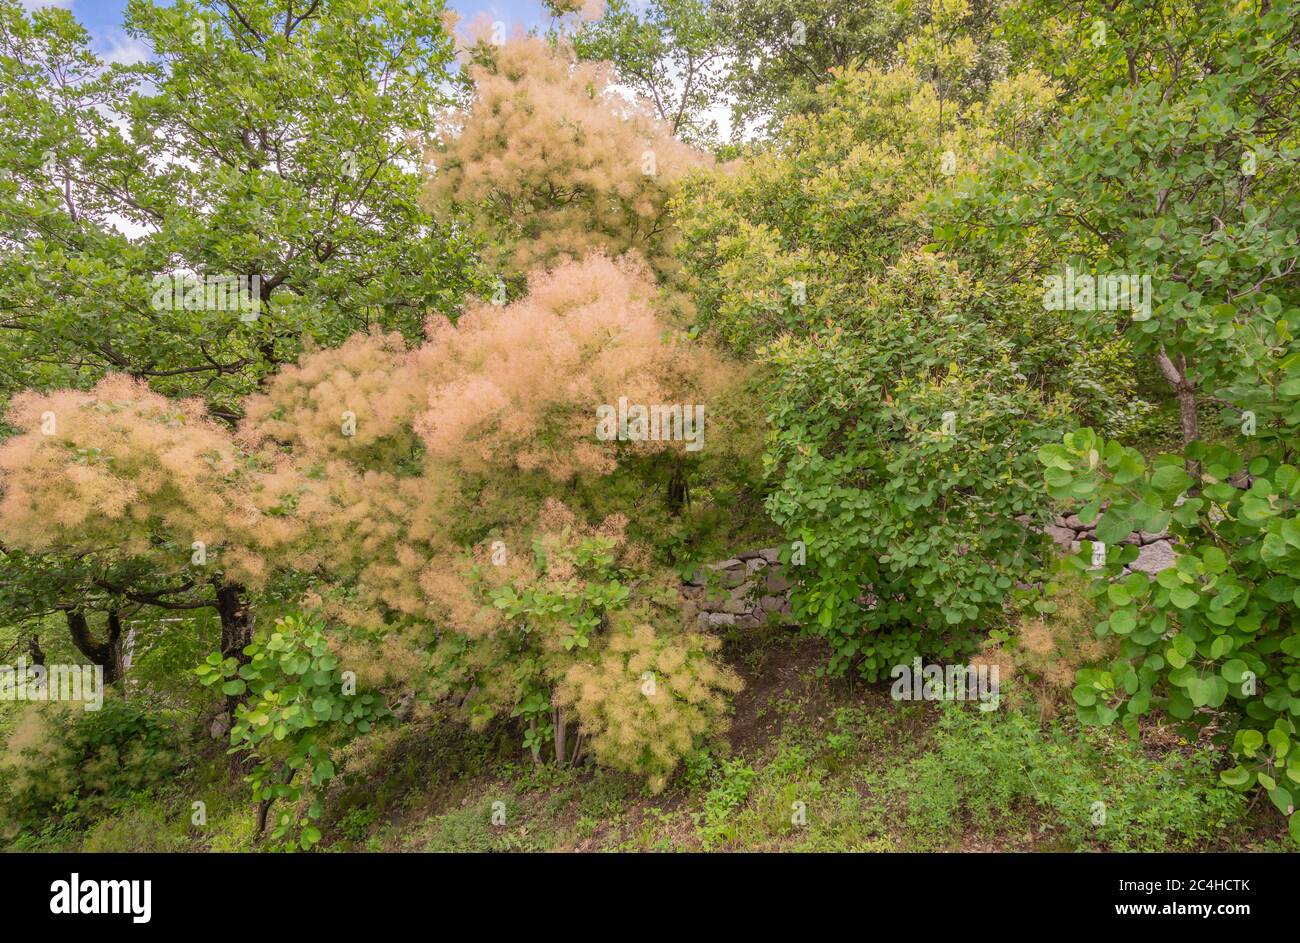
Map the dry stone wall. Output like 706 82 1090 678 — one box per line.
1031 511 1177 576
681 548 794 630
683 507 1188 627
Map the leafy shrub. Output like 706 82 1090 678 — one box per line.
197 612 389 852
953 0 1300 847
763 255 1072 678
675 61 1133 680
0 698 180 833
1042 430 1300 842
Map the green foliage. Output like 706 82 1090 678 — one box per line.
674 56 1116 680
80 800 191 852
994 0 1300 844
763 257 1071 678
1041 428 1300 841
197 612 389 851
712 0 1007 137
695 756 756 848
944 0 1300 447
0 0 481 408
549 0 727 147
894 701 1245 851
0 698 181 834
489 536 631 658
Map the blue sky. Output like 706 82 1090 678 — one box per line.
25 0 552 60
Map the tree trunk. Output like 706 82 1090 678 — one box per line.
1156 347 1199 445
215 581 253 715
215 581 253 661
256 766 296 835
667 460 690 514
553 707 567 767
64 608 124 685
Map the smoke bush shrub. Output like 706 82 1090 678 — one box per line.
458 502 743 791
425 29 706 284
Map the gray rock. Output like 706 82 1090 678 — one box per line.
1044 525 1075 550
209 713 231 740
766 570 794 593
759 548 781 564
1138 530 1168 545
701 559 747 587
723 582 756 614
720 568 748 588
706 612 736 627
760 595 790 613
745 557 767 574
730 579 757 598
736 549 766 561
1131 540 1176 575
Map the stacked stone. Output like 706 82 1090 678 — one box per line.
682 548 794 629
1036 512 1176 576
682 495 1215 629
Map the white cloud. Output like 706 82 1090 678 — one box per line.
100 33 152 67
19 0 73 10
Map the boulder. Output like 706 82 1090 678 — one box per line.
1131 540 1177 575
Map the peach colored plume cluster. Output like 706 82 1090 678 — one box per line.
424 33 707 280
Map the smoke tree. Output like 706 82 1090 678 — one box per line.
423 28 707 287
236 254 746 788
0 377 277 675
